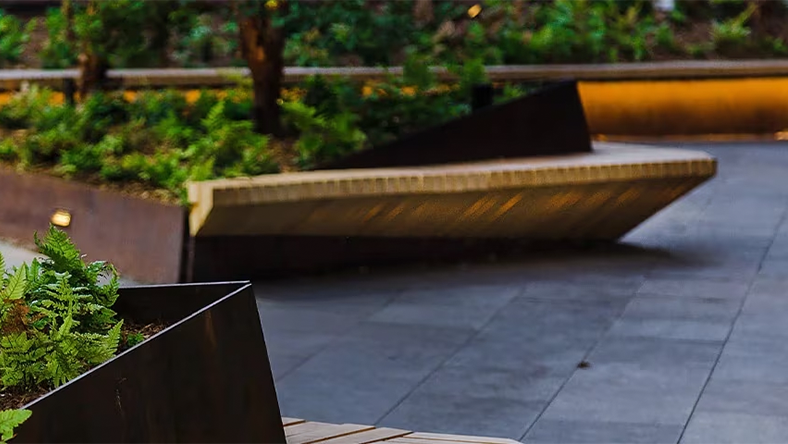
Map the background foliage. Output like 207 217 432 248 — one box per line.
0 0 786 69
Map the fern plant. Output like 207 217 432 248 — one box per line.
0 226 125 442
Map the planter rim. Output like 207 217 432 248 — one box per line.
19 280 254 411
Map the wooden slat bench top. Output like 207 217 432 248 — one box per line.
187 142 716 240
281 418 520 444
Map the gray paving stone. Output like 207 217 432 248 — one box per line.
257 304 363 335
740 282 788 315
637 278 750 300
267 353 308 381
681 412 788 444
525 419 683 444
622 295 741 322
587 337 722 369
713 336 788 384
694 378 788 418
539 362 711 426
607 318 731 342
276 370 422 425
757 259 788 279
445 333 596 376
275 322 473 424
254 283 399 317
380 391 542 439
609 296 740 341
412 363 566 403
543 337 721 426
729 312 788 341
646 267 759 283
261 328 339 359
519 281 637 304
481 298 627 342
368 285 520 330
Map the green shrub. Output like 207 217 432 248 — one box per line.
171 13 238 68
283 100 366 168
0 10 32 68
0 86 58 130
711 2 757 54
40 7 77 69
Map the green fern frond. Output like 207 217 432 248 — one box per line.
34 226 83 275
201 101 228 133
0 251 5 275
0 265 26 301
0 408 32 443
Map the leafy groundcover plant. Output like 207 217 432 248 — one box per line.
0 226 163 443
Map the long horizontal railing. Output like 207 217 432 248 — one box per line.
2 60 788 90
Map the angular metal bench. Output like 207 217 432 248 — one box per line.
181 81 717 281
189 142 715 240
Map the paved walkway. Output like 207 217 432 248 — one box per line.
254 141 788 443
1 141 786 443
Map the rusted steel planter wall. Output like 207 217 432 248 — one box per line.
0 167 186 284
13 282 286 444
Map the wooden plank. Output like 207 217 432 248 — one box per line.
406 432 520 444
287 423 376 444
284 417 307 427
385 438 476 444
384 437 517 444
286 422 335 437
317 427 412 444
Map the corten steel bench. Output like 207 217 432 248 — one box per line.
184 81 716 281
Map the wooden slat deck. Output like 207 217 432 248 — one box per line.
281 418 520 444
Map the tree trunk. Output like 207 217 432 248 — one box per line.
413 0 433 27
150 2 175 67
237 8 286 137
62 0 75 44
76 1 108 98
77 51 109 98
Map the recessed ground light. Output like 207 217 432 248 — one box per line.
50 209 72 228
468 4 482 18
